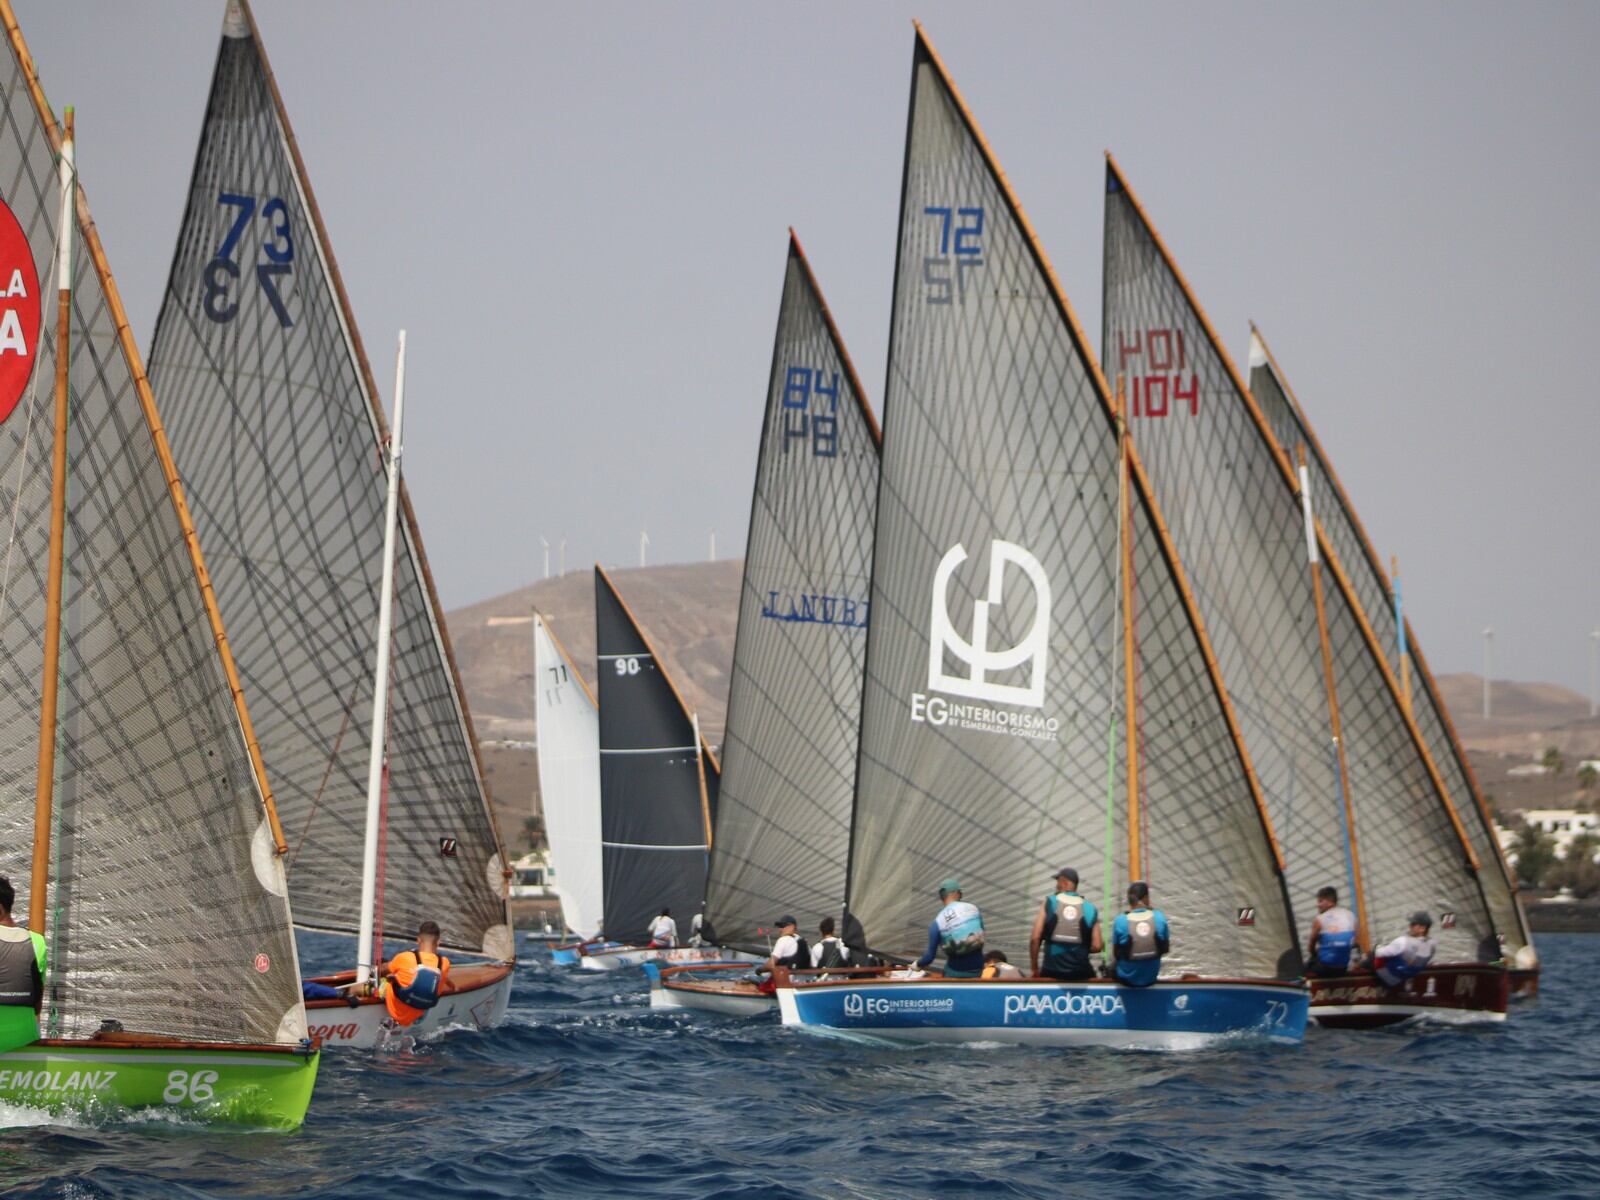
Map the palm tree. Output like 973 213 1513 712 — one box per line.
1542 746 1566 803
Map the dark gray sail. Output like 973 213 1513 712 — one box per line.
596 566 717 944
146 1 510 961
0 11 305 1043
1102 159 1497 961
844 29 1298 981
1248 327 1531 960
704 233 880 954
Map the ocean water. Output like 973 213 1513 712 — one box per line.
1 932 1596 1199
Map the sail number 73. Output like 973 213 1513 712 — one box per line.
203 192 295 327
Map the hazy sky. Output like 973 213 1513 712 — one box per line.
14 1 1598 693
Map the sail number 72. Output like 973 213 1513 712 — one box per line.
203 192 295 327
923 205 984 305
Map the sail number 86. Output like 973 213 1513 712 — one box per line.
203 192 295 328
163 1068 218 1105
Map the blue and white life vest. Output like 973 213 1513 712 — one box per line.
1315 906 1357 969
394 951 444 1010
936 901 985 957
1374 935 1436 985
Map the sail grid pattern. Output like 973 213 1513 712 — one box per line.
845 43 1296 980
596 568 715 944
534 614 603 938
146 25 507 958
705 240 879 954
1103 169 1495 961
0 45 303 1042
1249 338 1528 956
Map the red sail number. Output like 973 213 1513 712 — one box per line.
0 199 40 426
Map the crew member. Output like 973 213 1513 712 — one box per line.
981 950 1024 980
1372 912 1437 987
811 917 851 970
0 877 45 1053
1029 868 1101 980
913 880 986 978
381 921 451 1027
1305 886 1358 976
647 908 678 948
766 916 810 972
1111 881 1170 988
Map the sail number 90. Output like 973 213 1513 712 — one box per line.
614 657 640 676
203 192 295 328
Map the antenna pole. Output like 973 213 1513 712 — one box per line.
1119 384 1142 880
356 330 407 985
1590 629 1598 719
1299 446 1369 953
1482 628 1493 720
1391 555 1412 716
540 535 549 580
639 529 648 569
30 107 73 934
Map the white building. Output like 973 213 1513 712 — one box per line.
1498 809 1600 866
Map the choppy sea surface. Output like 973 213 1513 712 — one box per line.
1 931 1595 1198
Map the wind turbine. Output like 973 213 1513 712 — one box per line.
1482 627 1494 720
539 535 550 580
640 529 650 569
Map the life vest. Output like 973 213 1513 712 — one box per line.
0 928 43 1009
393 949 445 1010
815 938 849 969
1122 908 1163 961
1045 893 1089 946
1375 936 1435 985
982 961 1023 980
1315 907 1357 968
936 901 985 957
775 936 810 971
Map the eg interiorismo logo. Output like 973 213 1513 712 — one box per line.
912 540 1060 742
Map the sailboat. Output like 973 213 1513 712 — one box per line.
532 611 611 963
145 0 513 1047
777 27 1309 1048
1247 324 1537 998
0 2 317 1125
1102 157 1509 1026
568 567 750 972
650 231 881 1015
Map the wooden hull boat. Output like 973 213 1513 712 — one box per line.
1308 963 1509 1028
303 963 514 1047
645 962 778 1016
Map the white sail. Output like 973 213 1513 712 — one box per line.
534 612 603 937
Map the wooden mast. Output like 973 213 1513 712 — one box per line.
29 106 72 934
1298 446 1370 952
1118 383 1142 881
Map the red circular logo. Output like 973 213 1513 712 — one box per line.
254 953 271 974
0 199 40 426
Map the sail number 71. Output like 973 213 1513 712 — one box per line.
203 192 295 327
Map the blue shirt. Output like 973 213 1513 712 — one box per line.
1111 909 1170 987
914 914 986 974
1042 893 1098 978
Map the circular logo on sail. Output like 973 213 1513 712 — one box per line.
253 953 271 974
0 199 41 426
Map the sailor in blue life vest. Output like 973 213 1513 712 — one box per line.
912 879 986 978
1371 912 1437 987
1305 886 1358 977
1111 882 1171 987
1029 868 1102 981
0 877 46 1054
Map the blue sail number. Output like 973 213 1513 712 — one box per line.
203 193 295 327
923 205 984 305
781 367 838 458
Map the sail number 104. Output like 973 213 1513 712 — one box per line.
203 192 295 328
1116 328 1198 418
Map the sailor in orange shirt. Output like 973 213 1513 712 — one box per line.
380 920 452 1026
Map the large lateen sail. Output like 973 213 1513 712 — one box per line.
595 566 718 945
0 4 305 1046
843 29 1297 982
534 612 603 937
146 1 510 960
1247 326 1532 962
1102 158 1497 961
704 232 880 954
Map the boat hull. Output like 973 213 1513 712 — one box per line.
576 945 760 972
645 963 776 1016
305 963 514 1047
1309 963 1509 1028
777 976 1307 1048
0 1038 318 1129
551 939 621 967
1508 967 1539 1000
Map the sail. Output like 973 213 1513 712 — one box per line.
595 566 716 944
534 612 603 937
0 2 304 1043
704 233 880 953
146 1 510 961
844 29 1297 981
1102 158 1497 960
1247 327 1531 958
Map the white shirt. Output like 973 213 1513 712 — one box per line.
810 937 851 967
648 916 677 946
1375 933 1436 967
770 934 800 962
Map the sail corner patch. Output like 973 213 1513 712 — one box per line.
482 924 514 962
252 818 288 898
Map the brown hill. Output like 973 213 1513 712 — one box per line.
1435 673 1600 757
